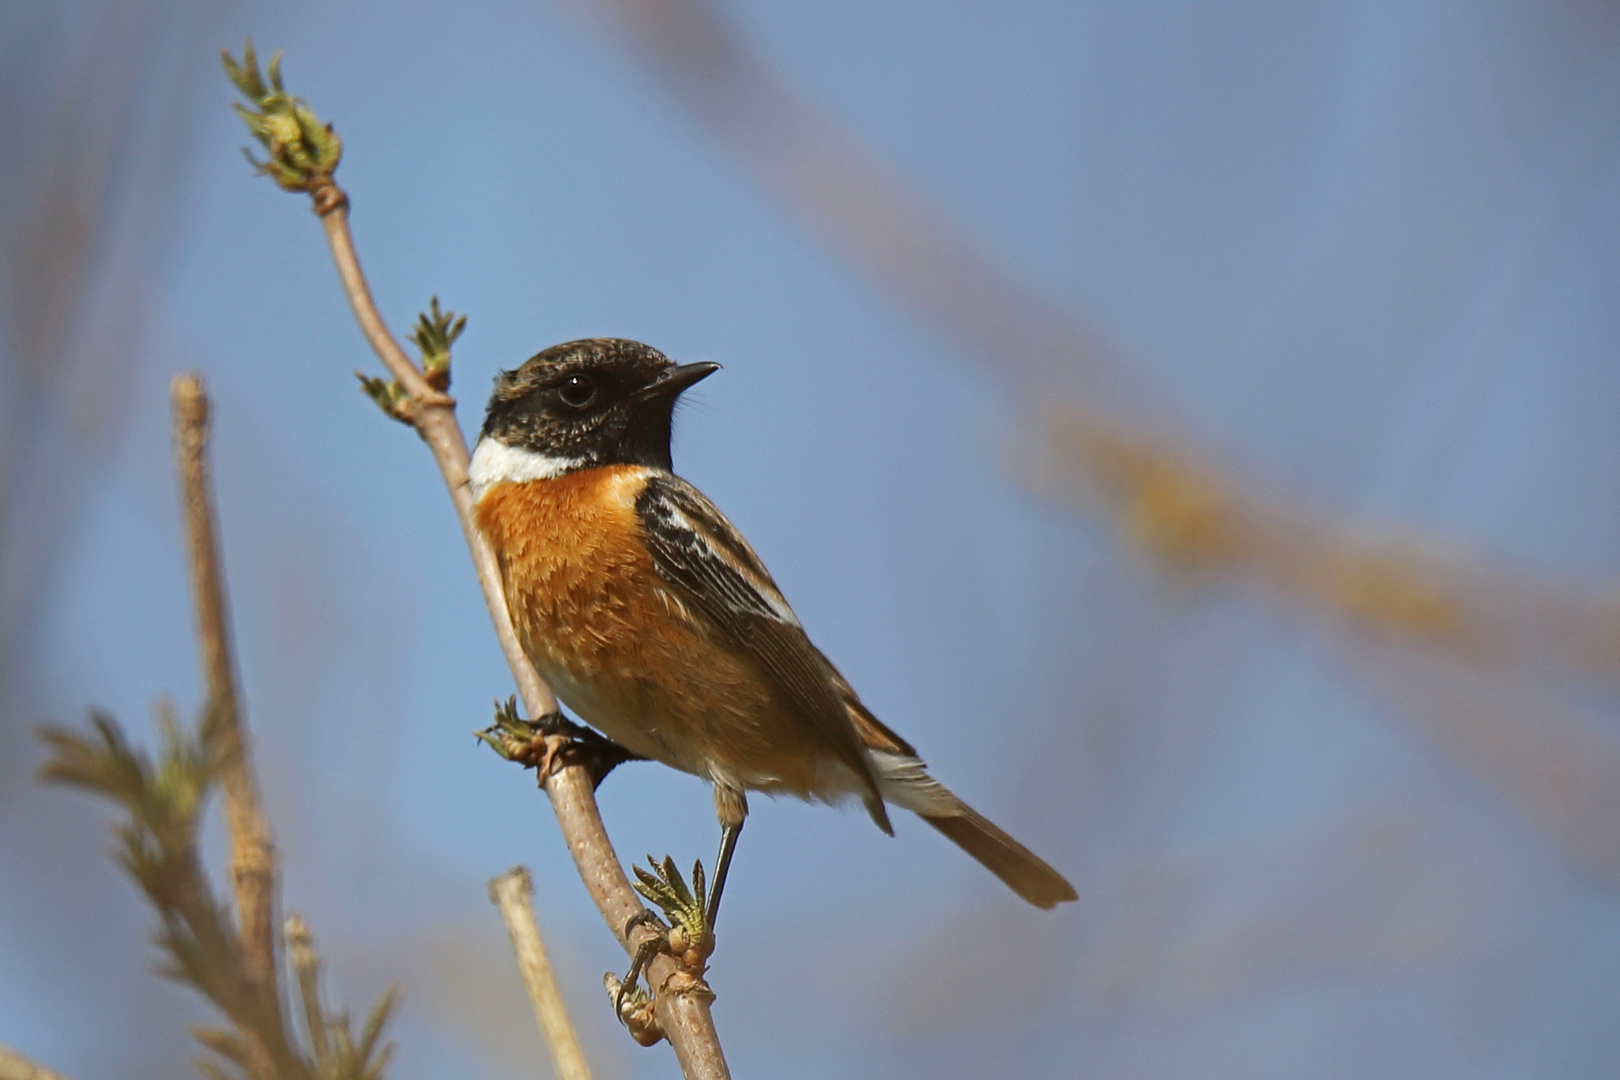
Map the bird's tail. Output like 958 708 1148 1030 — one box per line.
919 800 1077 909
837 690 1077 909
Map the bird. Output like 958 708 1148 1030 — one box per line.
469 337 1077 926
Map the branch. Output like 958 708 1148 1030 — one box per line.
40 372 397 1080
171 373 286 1080
489 868 594 1080
0 1045 76 1080
283 915 399 1080
222 44 729 1078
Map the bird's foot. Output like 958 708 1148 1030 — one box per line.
604 965 663 1045
610 907 670 1031
607 856 716 1036
475 696 644 788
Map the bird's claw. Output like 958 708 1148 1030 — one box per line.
475 696 645 788
604 969 663 1045
612 915 667 1024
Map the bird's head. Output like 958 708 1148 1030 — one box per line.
475 338 719 483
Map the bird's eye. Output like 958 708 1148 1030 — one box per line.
556 374 597 409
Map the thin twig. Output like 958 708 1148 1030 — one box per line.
171 373 283 1078
489 868 594 1080
311 193 729 1078
0 1045 75 1080
316 202 555 717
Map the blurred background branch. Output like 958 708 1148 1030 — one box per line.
559 0 1620 889
0 1043 76 1080
173 373 281 1039
34 377 396 1080
489 868 594 1080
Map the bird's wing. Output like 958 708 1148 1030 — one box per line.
635 472 890 830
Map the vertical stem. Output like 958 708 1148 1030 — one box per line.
171 374 281 1061
490 868 595 1080
285 915 332 1063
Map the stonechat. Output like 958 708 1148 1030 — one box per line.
470 338 1076 915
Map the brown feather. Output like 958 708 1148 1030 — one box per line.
634 473 890 830
841 676 1077 908
476 467 871 806
921 805 1078 910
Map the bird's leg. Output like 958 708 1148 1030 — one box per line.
705 821 744 933
706 785 747 932
610 786 747 1027
476 696 645 789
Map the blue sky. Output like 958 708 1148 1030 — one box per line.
4 1 1620 1077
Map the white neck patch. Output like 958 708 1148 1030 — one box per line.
468 437 583 500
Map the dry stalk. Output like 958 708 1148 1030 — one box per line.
489 868 594 1080
172 373 284 1079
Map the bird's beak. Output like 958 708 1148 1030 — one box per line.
635 361 721 402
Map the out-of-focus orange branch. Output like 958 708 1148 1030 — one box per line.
1031 404 1620 681
559 0 1620 883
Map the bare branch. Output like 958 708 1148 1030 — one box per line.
313 202 566 729
171 373 283 1077
544 770 725 1078
489 868 594 1080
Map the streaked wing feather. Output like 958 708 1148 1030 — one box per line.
635 474 885 815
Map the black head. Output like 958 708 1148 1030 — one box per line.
479 338 719 473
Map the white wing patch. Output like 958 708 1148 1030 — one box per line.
469 437 582 500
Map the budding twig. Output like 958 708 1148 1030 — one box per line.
222 43 729 1079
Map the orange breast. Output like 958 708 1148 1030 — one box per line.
474 467 830 795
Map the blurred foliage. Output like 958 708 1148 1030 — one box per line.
36 692 396 1080
1033 403 1618 673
